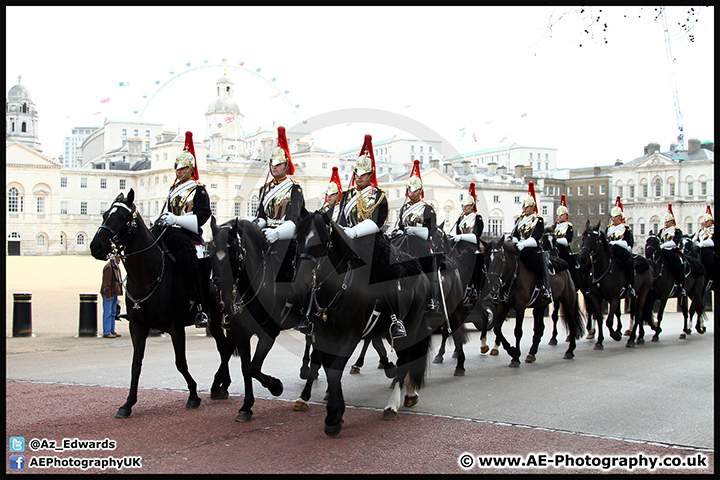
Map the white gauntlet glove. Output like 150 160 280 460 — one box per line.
405 226 429 240
517 237 537 251
556 237 569 247
660 240 676 250
344 219 379 239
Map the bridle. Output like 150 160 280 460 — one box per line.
486 238 518 303
580 229 612 284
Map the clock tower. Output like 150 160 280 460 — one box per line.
205 72 246 160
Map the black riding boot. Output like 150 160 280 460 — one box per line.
624 266 636 299
296 317 313 335
428 256 439 312
195 257 210 328
539 254 552 301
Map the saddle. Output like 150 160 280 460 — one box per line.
151 224 199 285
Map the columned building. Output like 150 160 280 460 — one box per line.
6 75 42 152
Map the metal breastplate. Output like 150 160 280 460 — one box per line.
554 221 571 238
517 214 537 239
263 181 294 225
401 201 426 227
698 225 713 242
169 186 196 215
459 214 476 234
345 187 381 226
607 223 626 241
660 226 677 244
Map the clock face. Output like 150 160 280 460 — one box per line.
217 123 222 128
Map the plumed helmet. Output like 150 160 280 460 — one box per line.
351 135 377 187
556 194 569 217
174 131 199 181
325 166 343 200
269 126 294 175
461 182 477 212
522 182 538 213
406 160 424 198
610 196 625 218
664 203 675 223
703 205 713 223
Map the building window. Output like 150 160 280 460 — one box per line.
80 202 88 215
8 187 19 213
588 204 594 215
640 224 646 235
249 195 259 217
490 219 503 237
529 153 533 159
589 185 595 195
687 182 694 195
578 186 584 196
61 177 68 188
617 186 623 199
654 178 662 197
653 223 659 234
122 129 127 135
687 223 693 235
210 202 217 216
81 178 88 188
701 182 707 195
642 185 648 198
600 184 606 195
36 197 45 214
155 201 159 215
545 162 549 170
567 186 572 196
234 202 242 217
100 202 107 215
37 235 45 247
599 203 606 214
669 183 675 196
60 201 68 214
100 178 107 189
77 233 85 246
493 195 500 203
542 205 548 216
629 185 635 198
119 179 126 190
210 184 218 190
514 196 520 203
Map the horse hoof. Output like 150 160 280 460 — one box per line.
585 332 595 339
548 338 558 346
186 398 201 409
432 355 443 364
293 399 309 412
489 348 499 356
626 341 635 348
509 359 521 368
404 395 419 408
480 345 489 354
114 408 131 419
349 366 361 374
624 329 632 336
679 333 686 339
210 390 229 400
235 411 253 423
382 408 398 421
299 367 310 380
637 338 644 345
453 368 465 376
452 351 459 359
269 379 283 397
563 352 574 360
384 366 397 379
652 335 659 342
594 344 604 351
610 331 622 342
697 327 706 335
525 354 536 363
324 420 343 437
324 392 330 401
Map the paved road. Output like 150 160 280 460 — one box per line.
6 310 714 474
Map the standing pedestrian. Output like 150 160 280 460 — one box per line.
101 255 123 338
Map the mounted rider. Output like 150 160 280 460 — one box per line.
693 205 714 284
659 203 687 297
549 194 574 269
336 134 406 339
155 131 212 328
510 181 552 301
606 196 635 299
396 159 440 312
319 166 343 222
451 182 484 299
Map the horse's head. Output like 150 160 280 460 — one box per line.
90 189 139 260
578 220 604 268
643 232 660 263
209 216 242 316
484 236 516 302
542 229 558 253
679 235 697 258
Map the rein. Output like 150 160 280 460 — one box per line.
581 232 612 284
487 242 518 303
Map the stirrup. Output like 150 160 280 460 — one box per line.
540 287 552 300
389 315 406 339
221 315 231 330
295 319 314 336
195 312 209 328
428 299 439 312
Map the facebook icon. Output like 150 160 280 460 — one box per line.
10 455 25 470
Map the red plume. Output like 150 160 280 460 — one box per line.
351 134 377 187
276 126 294 175
329 166 343 203
528 181 538 214
407 159 424 198
707 205 713 216
560 194 567 207
183 131 199 181
468 182 477 213
615 196 623 212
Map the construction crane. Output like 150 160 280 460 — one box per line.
661 7 685 153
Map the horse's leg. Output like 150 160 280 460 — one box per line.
583 293 596 339
208 320 232 400
294 345 322 412
525 307 545 363
382 372 407 421
323 351 349 436
433 323 449 363
508 308 524 368
491 305 514 360
168 324 201 410
451 310 466 376
300 334 313 379
233 326 256 422
372 336 396 378
607 299 622 342
562 292 579 359
591 298 605 350
115 322 150 418
350 337 372 373
549 299 560 345
248 330 283 396
654 298 667 342
679 294 692 338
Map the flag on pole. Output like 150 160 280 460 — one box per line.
520 112 528 118
225 114 236 123
100 97 110 104
459 127 466 141
498 135 508 144
472 132 477 142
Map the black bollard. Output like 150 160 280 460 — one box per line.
78 293 98 337
12 292 32 337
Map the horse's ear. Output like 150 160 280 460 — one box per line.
594 220 601 231
211 216 218 235
438 220 445 231
127 188 134 205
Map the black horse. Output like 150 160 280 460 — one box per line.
292 210 435 436
645 234 706 339
577 221 654 348
541 230 598 343
485 235 584 367
89 189 235 418
680 236 710 336
207 216 305 423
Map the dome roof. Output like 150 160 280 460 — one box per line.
207 97 241 115
7 83 32 103
216 73 234 85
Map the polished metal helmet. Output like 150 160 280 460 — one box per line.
703 205 713 223
556 194 569 217
664 203 675 223
174 131 198 182
406 159 423 196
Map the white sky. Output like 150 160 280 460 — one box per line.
6 6 714 168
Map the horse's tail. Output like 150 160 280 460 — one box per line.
453 320 470 347
406 333 433 391
642 290 657 328
564 291 586 340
